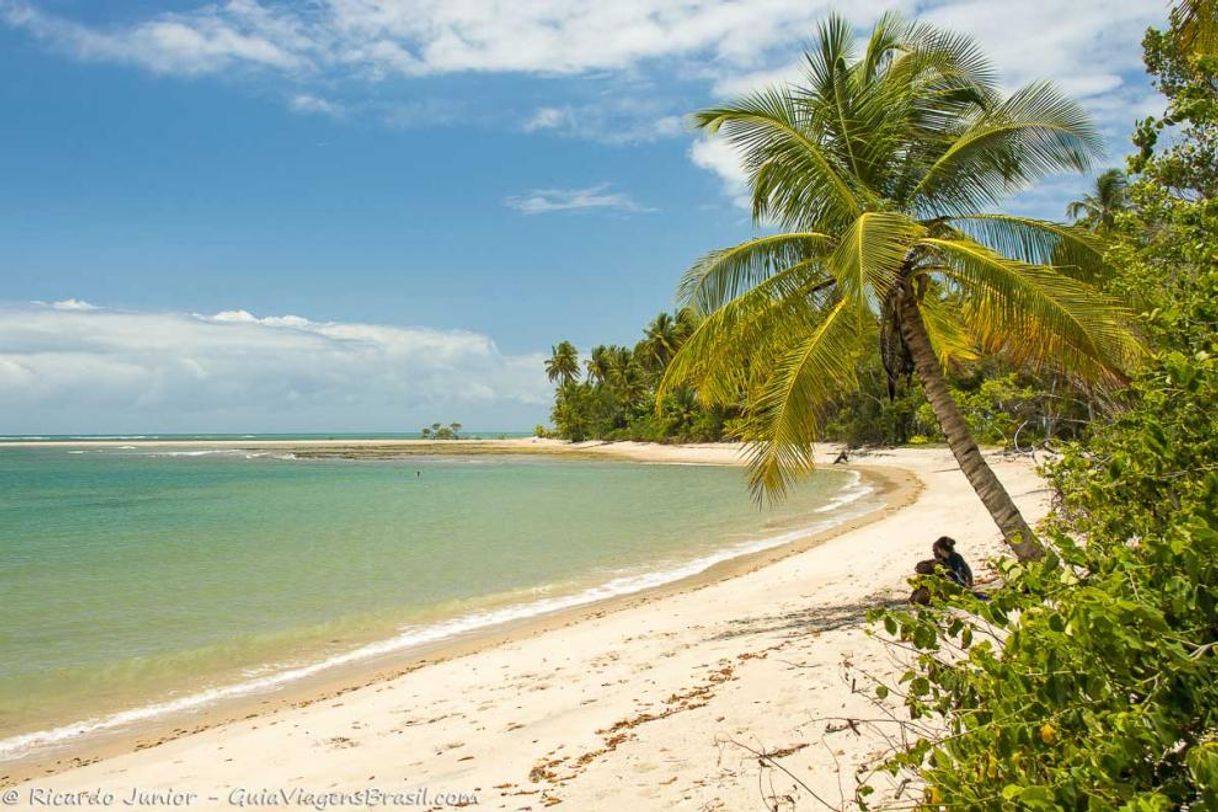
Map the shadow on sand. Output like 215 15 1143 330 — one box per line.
712 594 908 640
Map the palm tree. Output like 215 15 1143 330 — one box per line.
1066 169 1129 232
585 345 611 385
545 341 580 385
639 310 700 373
660 13 1143 561
640 312 680 371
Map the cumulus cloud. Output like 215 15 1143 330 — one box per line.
0 302 550 433
1 1 1162 87
504 184 653 215
710 63 805 98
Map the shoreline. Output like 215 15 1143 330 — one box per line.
2 443 1048 809
0 441 908 786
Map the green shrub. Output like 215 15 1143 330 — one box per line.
863 7 1218 800
866 337 1218 808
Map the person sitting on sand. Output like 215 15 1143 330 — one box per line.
909 536 974 604
933 536 973 588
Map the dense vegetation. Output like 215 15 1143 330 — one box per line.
542 320 1096 451
540 312 737 443
868 3 1218 806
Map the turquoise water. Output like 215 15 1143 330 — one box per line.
0 432 532 443
0 446 873 758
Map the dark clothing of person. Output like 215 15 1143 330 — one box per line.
941 551 973 588
909 552 974 605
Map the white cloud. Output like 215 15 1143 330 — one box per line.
519 100 687 144
504 184 653 215
288 93 344 117
49 298 98 311
710 62 804 97
319 0 882 76
0 302 550 433
1 0 847 79
523 107 572 132
0 0 307 76
1 0 1170 218
1 1 1164 93
921 1 1154 91
689 138 750 210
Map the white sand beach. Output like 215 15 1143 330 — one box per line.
3 444 1050 810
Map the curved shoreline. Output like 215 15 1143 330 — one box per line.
0 442 916 786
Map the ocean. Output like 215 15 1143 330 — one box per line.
0 443 878 761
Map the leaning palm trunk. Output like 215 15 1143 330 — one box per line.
897 283 1042 560
659 13 1144 562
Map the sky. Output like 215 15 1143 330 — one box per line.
0 0 1171 433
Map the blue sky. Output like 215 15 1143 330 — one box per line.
0 0 1169 432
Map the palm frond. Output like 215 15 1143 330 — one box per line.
917 287 979 366
945 214 1108 282
1064 200 1094 222
801 14 864 178
886 20 999 101
693 88 865 228
660 262 835 407
911 81 1103 215
922 236 1143 379
1176 0 1218 57
741 296 866 501
827 212 926 304
677 232 831 314
859 10 908 83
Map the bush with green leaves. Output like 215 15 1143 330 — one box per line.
861 6 1218 805
865 272 1218 806
866 327 1218 808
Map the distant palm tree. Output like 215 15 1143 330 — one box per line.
661 13 1143 561
1066 169 1129 232
610 354 648 410
639 310 700 373
545 341 580 385
585 345 611 384
641 312 680 371
601 346 630 388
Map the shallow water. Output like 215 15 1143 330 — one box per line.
0 446 874 758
